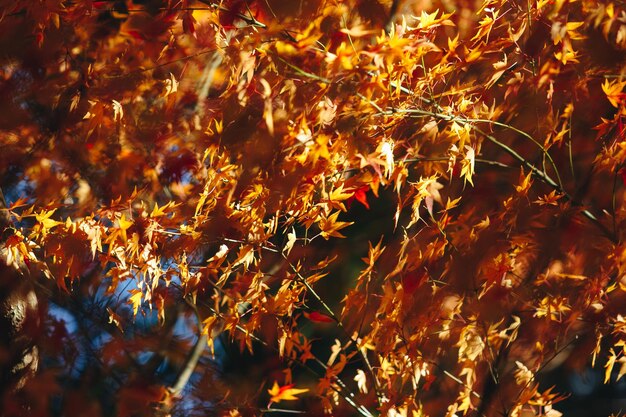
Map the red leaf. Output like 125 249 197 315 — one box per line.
127 30 146 41
353 185 370 209
304 311 335 323
36 32 44 47
402 270 428 294
181 11 196 37
347 185 370 209
92 1 109 9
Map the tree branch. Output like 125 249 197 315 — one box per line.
157 299 207 416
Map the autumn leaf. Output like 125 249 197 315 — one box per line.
605 349 617 383
602 79 626 108
304 311 335 323
283 228 296 256
36 208 62 232
515 168 533 195
348 185 370 209
163 72 178 97
354 369 368 394
327 185 353 212
402 270 428 294
460 146 475 186
318 211 353 239
267 381 308 405
128 290 143 317
112 99 124 122
117 213 133 243
535 190 562 206
106 307 124 333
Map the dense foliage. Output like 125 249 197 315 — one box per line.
1 0 626 416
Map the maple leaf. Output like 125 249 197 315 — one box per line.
602 79 626 108
117 213 133 243
304 311 335 323
554 47 580 65
128 290 143 317
327 185 353 212
402 270 428 294
267 381 308 405
515 168 533 195
416 9 454 29
36 208 62 232
535 190 562 206
318 211 353 239
472 9 498 42
348 185 370 209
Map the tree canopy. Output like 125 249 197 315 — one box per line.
1 0 626 416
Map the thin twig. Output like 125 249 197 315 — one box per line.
199 296 376 417
103 48 219 79
283 254 384 406
166 281 375 417
370 105 616 243
157 299 207 416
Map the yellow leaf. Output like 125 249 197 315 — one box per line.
118 213 133 243
460 146 475 186
445 197 462 211
448 34 459 53
605 349 617 383
464 46 483 63
150 201 177 218
128 290 142 317
471 10 497 42
318 211 353 239
418 9 440 29
554 48 580 65
36 208 61 231
313 135 331 163
119 213 133 230
416 9 453 30
378 139 395 178
275 41 297 56
602 78 626 108
268 381 309 404
327 185 352 211
565 21 586 40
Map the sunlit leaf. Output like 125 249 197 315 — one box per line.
267 381 309 404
